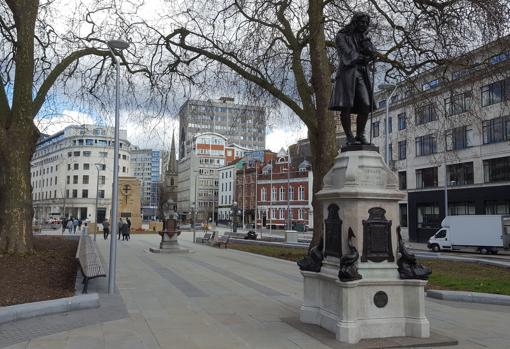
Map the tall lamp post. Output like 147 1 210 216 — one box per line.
94 163 103 241
378 84 397 164
107 39 129 295
286 149 291 231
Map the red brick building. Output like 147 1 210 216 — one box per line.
255 149 313 230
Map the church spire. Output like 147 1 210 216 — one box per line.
168 129 177 174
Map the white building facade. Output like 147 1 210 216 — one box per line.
217 160 240 223
371 36 510 242
31 125 132 223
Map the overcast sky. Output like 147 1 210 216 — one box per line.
35 108 309 155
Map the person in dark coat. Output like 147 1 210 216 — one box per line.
329 12 376 145
121 219 130 241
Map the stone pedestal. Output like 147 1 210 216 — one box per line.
300 149 429 344
149 219 189 254
285 230 298 243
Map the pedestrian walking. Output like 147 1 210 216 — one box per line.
118 218 123 240
78 219 83 234
61 217 67 234
73 218 79 234
66 218 73 233
103 218 110 240
121 219 129 241
126 217 132 240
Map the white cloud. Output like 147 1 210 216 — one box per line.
266 124 308 152
35 110 96 135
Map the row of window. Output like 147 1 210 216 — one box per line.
32 165 58 177
397 156 510 190
383 115 509 161
67 150 128 159
260 186 306 201
417 200 510 228
33 189 105 201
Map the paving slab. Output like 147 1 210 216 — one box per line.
2 233 510 348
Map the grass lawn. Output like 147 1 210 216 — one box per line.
228 243 510 296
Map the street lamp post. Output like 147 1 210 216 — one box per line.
286 149 291 231
191 204 196 243
378 84 397 164
94 163 103 242
107 39 129 295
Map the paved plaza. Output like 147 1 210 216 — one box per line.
1 233 510 348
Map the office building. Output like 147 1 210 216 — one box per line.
131 148 162 219
178 97 266 159
31 125 132 222
371 36 510 242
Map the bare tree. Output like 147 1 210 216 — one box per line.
143 0 509 246
0 0 154 254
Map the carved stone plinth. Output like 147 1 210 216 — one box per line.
149 218 189 254
300 149 429 344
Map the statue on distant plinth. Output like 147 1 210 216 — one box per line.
329 12 376 146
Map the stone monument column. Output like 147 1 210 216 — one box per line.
298 12 431 345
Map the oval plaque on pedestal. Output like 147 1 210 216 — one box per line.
373 291 388 308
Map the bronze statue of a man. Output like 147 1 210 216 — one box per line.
329 13 376 145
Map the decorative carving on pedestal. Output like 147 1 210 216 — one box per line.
297 238 324 272
361 207 394 263
396 227 432 280
324 204 342 258
338 227 362 282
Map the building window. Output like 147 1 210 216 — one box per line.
83 175 89 184
415 134 437 156
415 104 437 125
446 125 473 150
83 151 91 157
398 140 406 160
484 200 510 214
417 203 440 228
279 187 285 201
397 113 406 130
67 176 70 185
298 186 305 200
271 187 277 201
74 163 79 170
66 190 69 198
445 91 472 116
398 171 407 190
289 186 294 200
388 143 393 161
481 79 507 107
489 51 510 65
448 202 475 216
67 164 71 170
484 156 510 183
73 151 80 157
378 99 386 109
372 121 380 138
447 162 474 186
482 115 510 144
73 175 78 184
83 163 90 170
399 203 408 227
261 188 267 201
422 79 439 91
72 189 78 198
99 152 108 158
82 189 88 198
416 167 438 189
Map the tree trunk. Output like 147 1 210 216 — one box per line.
0 121 39 254
307 0 337 249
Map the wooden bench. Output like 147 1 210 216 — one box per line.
212 235 230 248
76 235 106 293
195 232 212 244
